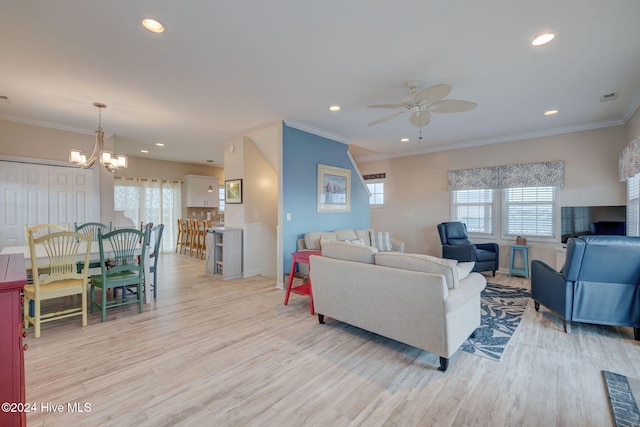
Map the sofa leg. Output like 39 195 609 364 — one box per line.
492 270 496 277
438 357 449 372
470 329 477 339
318 314 325 324
563 319 571 334
635 328 640 341
534 301 540 311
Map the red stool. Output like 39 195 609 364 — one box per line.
284 250 321 314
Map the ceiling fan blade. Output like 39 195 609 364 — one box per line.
414 84 451 105
427 99 477 113
408 111 431 128
366 104 406 109
368 111 405 126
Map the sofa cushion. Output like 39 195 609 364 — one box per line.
475 248 496 262
334 229 358 241
370 231 393 252
355 229 373 246
321 241 378 264
374 252 460 289
305 231 337 250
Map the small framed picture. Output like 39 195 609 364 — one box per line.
225 179 243 204
317 164 351 213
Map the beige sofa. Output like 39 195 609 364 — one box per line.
309 241 486 371
297 228 405 252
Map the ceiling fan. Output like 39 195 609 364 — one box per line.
367 80 477 139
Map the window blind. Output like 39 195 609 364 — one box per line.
452 189 493 234
504 187 555 237
628 175 640 236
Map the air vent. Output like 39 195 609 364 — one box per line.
600 92 618 102
0 95 9 103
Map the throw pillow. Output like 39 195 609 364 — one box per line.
370 231 393 252
348 238 366 245
456 262 475 279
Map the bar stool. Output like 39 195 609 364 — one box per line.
284 250 322 314
509 244 530 278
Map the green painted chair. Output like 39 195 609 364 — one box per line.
90 227 148 322
74 222 112 272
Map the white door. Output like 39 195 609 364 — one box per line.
48 166 97 227
0 161 49 248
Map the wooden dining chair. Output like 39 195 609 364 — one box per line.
185 219 196 256
147 223 164 298
24 223 69 242
195 220 206 259
90 227 148 322
175 219 184 253
74 221 113 272
24 230 92 338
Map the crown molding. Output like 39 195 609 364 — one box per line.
354 119 626 163
284 119 351 145
0 114 113 137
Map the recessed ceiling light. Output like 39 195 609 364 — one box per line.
155 142 165 147
400 138 410 142
532 33 555 46
142 18 165 33
329 105 341 112
544 109 558 116
140 149 149 153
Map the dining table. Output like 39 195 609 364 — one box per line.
0 241 153 304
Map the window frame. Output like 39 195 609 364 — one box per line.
501 186 558 242
450 188 496 237
366 179 385 209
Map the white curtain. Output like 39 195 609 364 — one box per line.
114 177 182 252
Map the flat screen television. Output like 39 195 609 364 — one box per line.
561 205 626 243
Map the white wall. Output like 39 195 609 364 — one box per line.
358 125 628 269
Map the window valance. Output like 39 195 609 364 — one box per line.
448 160 565 191
619 135 640 182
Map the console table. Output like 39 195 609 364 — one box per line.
0 253 28 427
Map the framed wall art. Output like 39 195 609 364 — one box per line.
317 164 351 213
225 179 243 204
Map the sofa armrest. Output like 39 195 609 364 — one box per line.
531 260 573 318
442 244 476 262
391 238 405 253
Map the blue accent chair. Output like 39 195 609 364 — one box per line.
531 235 640 339
437 222 499 276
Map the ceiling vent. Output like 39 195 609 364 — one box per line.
0 95 9 103
600 92 618 102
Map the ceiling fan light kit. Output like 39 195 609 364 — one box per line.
367 80 477 141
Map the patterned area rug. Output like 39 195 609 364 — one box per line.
460 282 531 361
603 370 640 427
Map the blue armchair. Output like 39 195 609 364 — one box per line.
531 235 640 339
437 222 499 276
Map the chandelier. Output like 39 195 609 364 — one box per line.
69 102 127 172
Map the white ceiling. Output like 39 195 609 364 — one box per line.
1 1 640 165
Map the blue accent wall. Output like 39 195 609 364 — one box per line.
282 124 370 275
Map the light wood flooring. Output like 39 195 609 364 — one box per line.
23 253 639 426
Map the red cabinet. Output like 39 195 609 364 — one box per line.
0 254 27 427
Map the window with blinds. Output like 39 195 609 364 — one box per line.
503 186 556 238
451 189 494 234
628 175 640 236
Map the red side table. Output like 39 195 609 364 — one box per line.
284 250 321 314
